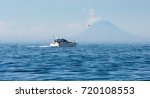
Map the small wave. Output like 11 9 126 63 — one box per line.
27 46 37 47
39 45 50 48
27 45 50 48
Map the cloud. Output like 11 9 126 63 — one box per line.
30 24 48 33
86 8 101 26
0 22 57 42
29 24 57 41
0 21 18 42
63 23 82 30
59 23 86 38
0 21 85 43
0 21 14 33
28 23 84 41
0 21 34 42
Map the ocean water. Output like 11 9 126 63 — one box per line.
0 43 150 81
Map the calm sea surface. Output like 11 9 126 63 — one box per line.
0 44 150 80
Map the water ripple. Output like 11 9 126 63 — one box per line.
0 44 150 80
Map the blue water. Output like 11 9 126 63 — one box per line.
0 44 150 81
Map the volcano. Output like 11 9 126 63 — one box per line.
75 21 141 43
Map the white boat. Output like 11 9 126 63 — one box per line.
50 38 77 47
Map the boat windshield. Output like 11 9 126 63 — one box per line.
54 39 68 43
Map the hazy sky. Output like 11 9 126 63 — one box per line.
0 0 150 43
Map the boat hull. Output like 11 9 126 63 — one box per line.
50 42 77 47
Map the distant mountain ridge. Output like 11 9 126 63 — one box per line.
75 21 143 43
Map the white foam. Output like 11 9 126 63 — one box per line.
39 45 50 48
27 45 50 48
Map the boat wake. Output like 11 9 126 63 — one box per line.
27 45 50 48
